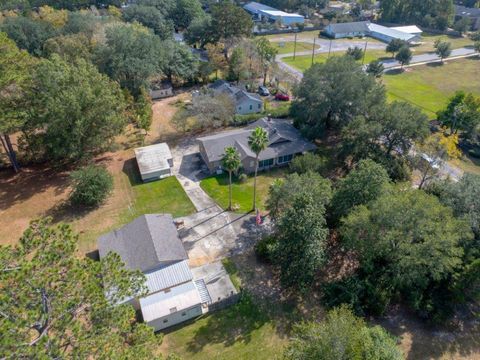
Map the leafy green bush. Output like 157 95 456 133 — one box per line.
238 173 248 183
70 165 113 207
254 235 277 263
469 148 480 159
290 153 328 175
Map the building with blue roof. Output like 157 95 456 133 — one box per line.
244 1 304 26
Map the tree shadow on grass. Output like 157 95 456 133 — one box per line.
0 165 71 211
376 306 480 360
185 294 272 354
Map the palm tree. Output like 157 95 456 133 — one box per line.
248 126 269 211
221 146 241 211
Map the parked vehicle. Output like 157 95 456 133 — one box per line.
275 93 290 101
258 86 270 96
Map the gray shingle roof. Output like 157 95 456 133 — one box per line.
197 118 317 164
455 5 480 17
209 81 261 107
327 21 370 34
98 214 187 272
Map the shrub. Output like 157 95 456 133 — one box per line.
70 165 113 207
290 152 328 175
254 235 277 263
469 148 480 159
238 173 248 183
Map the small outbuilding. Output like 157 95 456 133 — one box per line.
134 143 173 182
97 214 239 331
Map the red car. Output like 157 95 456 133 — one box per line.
275 93 290 101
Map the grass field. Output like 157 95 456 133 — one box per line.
272 41 319 54
200 168 286 213
383 57 480 118
77 163 195 252
282 49 389 72
411 33 473 54
161 296 287 360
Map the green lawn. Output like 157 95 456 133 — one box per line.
200 169 286 213
282 50 389 72
78 165 195 252
383 57 480 118
411 33 473 54
161 295 287 360
120 175 195 223
271 41 319 54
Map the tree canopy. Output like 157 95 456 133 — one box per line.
331 159 391 221
284 306 403 360
24 55 127 161
380 0 454 30
291 56 385 137
0 218 159 358
333 188 472 318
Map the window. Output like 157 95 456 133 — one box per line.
259 158 274 168
181 312 187 316
278 154 293 164
163 319 168 323
238 106 241 110
258 103 261 109
249 104 253 110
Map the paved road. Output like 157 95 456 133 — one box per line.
381 47 477 70
274 38 386 80
275 41 477 79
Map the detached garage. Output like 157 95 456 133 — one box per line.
134 143 173 182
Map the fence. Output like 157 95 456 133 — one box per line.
207 292 241 312
254 26 324 36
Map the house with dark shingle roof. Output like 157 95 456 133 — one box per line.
197 117 317 173
208 80 263 115
98 214 237 331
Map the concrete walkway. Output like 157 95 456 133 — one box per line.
170 138 271 266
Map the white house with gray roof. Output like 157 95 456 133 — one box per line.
324 21 421 43
197 118 317 174
98 214 237 331
209 80 263 115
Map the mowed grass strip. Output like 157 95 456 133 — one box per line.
282 50 389 72
271 41 320 54
200 169 286 213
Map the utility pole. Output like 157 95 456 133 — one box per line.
293 32 297 60
362 38 369 65
311 37 316 66
328 38 332 58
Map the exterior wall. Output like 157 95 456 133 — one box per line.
199 142 216 173
146 304 203 331
141 168 172 182
325 26 366 38
280 16 305 25
150 88 173 100
236 99 263 115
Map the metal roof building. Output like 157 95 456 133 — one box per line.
98 214 239 331
134 142 173 182
324 21 421 43
244 1 304 25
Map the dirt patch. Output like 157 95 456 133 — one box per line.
146 93 189 145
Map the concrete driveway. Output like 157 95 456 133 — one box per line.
170 138 272 266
